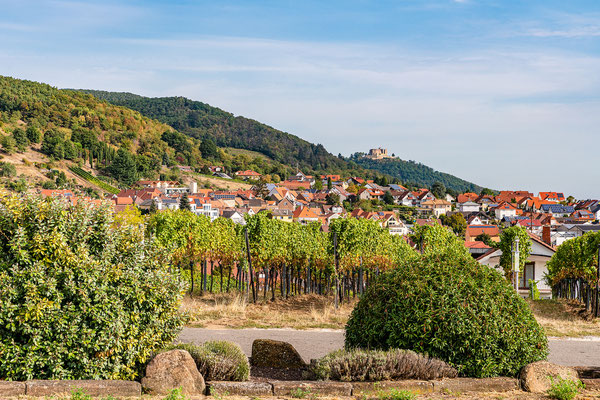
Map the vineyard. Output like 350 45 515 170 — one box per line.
147 211 426 304
69 166 121 195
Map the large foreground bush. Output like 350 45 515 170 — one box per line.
345 251 548 377
0 194 187 380
167 341 250 381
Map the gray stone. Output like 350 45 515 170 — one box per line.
271 380 352 396
520 361 579 393
0 381 26 397
25 380 141 397
207 381 273 396
141 349 205 395
352 380 434 395
251 339 307 369
433 377 519 393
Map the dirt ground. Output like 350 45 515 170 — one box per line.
527 299 600 338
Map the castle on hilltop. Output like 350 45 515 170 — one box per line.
365 147 393 160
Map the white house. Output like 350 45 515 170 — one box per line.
494 202 518 220
458 201 480 213
477 233 556 299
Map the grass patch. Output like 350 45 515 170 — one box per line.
547 376 583 400
527 299 600 337
182 293 354 330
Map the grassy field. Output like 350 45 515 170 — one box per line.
183 293 600 337
183 293 355 330
224 147 274 161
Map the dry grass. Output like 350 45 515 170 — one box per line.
183 293 355 330
527 299 600 338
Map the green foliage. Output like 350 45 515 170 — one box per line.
12 128 29 152
431 181 446 198
0 134 16 154
376 389 416 400
200 138 219 159
179 192 191 210
546 232 600 285
345 226 548 378
497 226 532 278
312 348 457 382
475 232 496 247
167 341 250 381
0 161 16 177
290 388 312 399
547 376 584 400
70 388 92 400
69 166 120 194
26 126 41 143
108 148 138 185
440 213 467 236
353 156 481 194
0 194 187 380
162 388 188 400
529 280 541 300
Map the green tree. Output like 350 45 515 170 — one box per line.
1 135 16 154
326 193 341 206
480 188 495 196
431 181 446 199
497 226 532 279
440 213 467 236
314 179 323 191
475 233 495 247
12 128 29 152
55 171 67 187
149 199 158 214
383 190 394 205
0 161 16 178
108 148 138 185
179 192 191 211
26 126 41 143
327 177 332 190
200 138 219 159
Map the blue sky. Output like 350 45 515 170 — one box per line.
1 0 600 198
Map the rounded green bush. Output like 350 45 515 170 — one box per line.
345 252 548 377
168 341 250 381
0 194 187 380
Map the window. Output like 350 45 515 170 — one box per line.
519 262 535 289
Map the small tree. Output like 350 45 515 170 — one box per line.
12 128 29 152
431 181 446 199
326 193 341 206
179 192 191 211
0 161 16 177
327 177 332 190
497 226 532 279
149 199 158 214
314 179 323 191
26 126 41 143
383 190 394 205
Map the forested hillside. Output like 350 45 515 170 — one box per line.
80 91 369 175
353 155 482 193
0 76 304 188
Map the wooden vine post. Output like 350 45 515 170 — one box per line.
244 227 256 303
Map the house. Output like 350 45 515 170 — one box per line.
477 233 556 299
464 240 493 258
421 199 452 217
540 204 575 217
280 180 311 190
554 224 600 246
493 202 518 220
235 170 262 181
592 204 600 221
457 192 479 203
389 184 408 191
466 213 490 225
458 201 480 213
177 165 193 173
445 193 456 203
221 209 246 225
465 225 500 242
358 188 384 201
412 189 435 206
270 209 293 222
376 212 409 235
539 192 566 202
292 206 319 224
330 186 351 202
391 190 417 206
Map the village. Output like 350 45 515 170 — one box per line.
35 149 600 303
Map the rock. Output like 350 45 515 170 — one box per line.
581 378 600 390
251 339 306 369
25 380 140 397
271 380 352 396
352 380 434 395
520 361 579 393
208 381 273 396
433 377 519 393
141 349 205 395
0 381 26 397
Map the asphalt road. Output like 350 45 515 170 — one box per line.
179 327 600 367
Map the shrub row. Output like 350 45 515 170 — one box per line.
69 166 120 194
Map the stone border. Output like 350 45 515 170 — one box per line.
10 376 600 397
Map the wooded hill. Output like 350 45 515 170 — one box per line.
81 90 483 193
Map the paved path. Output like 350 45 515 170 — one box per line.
180 328 600 367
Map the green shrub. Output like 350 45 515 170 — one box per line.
529 279 541 300
0 161 16 177
547 376 584 400
376 389 415 400
312 348 457 382
0 194 187 380
167 341 250 381
162 388 189 400
345 251 548 378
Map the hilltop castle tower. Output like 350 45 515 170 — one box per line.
366 147 392 160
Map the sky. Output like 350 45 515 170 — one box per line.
1 0 599 198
